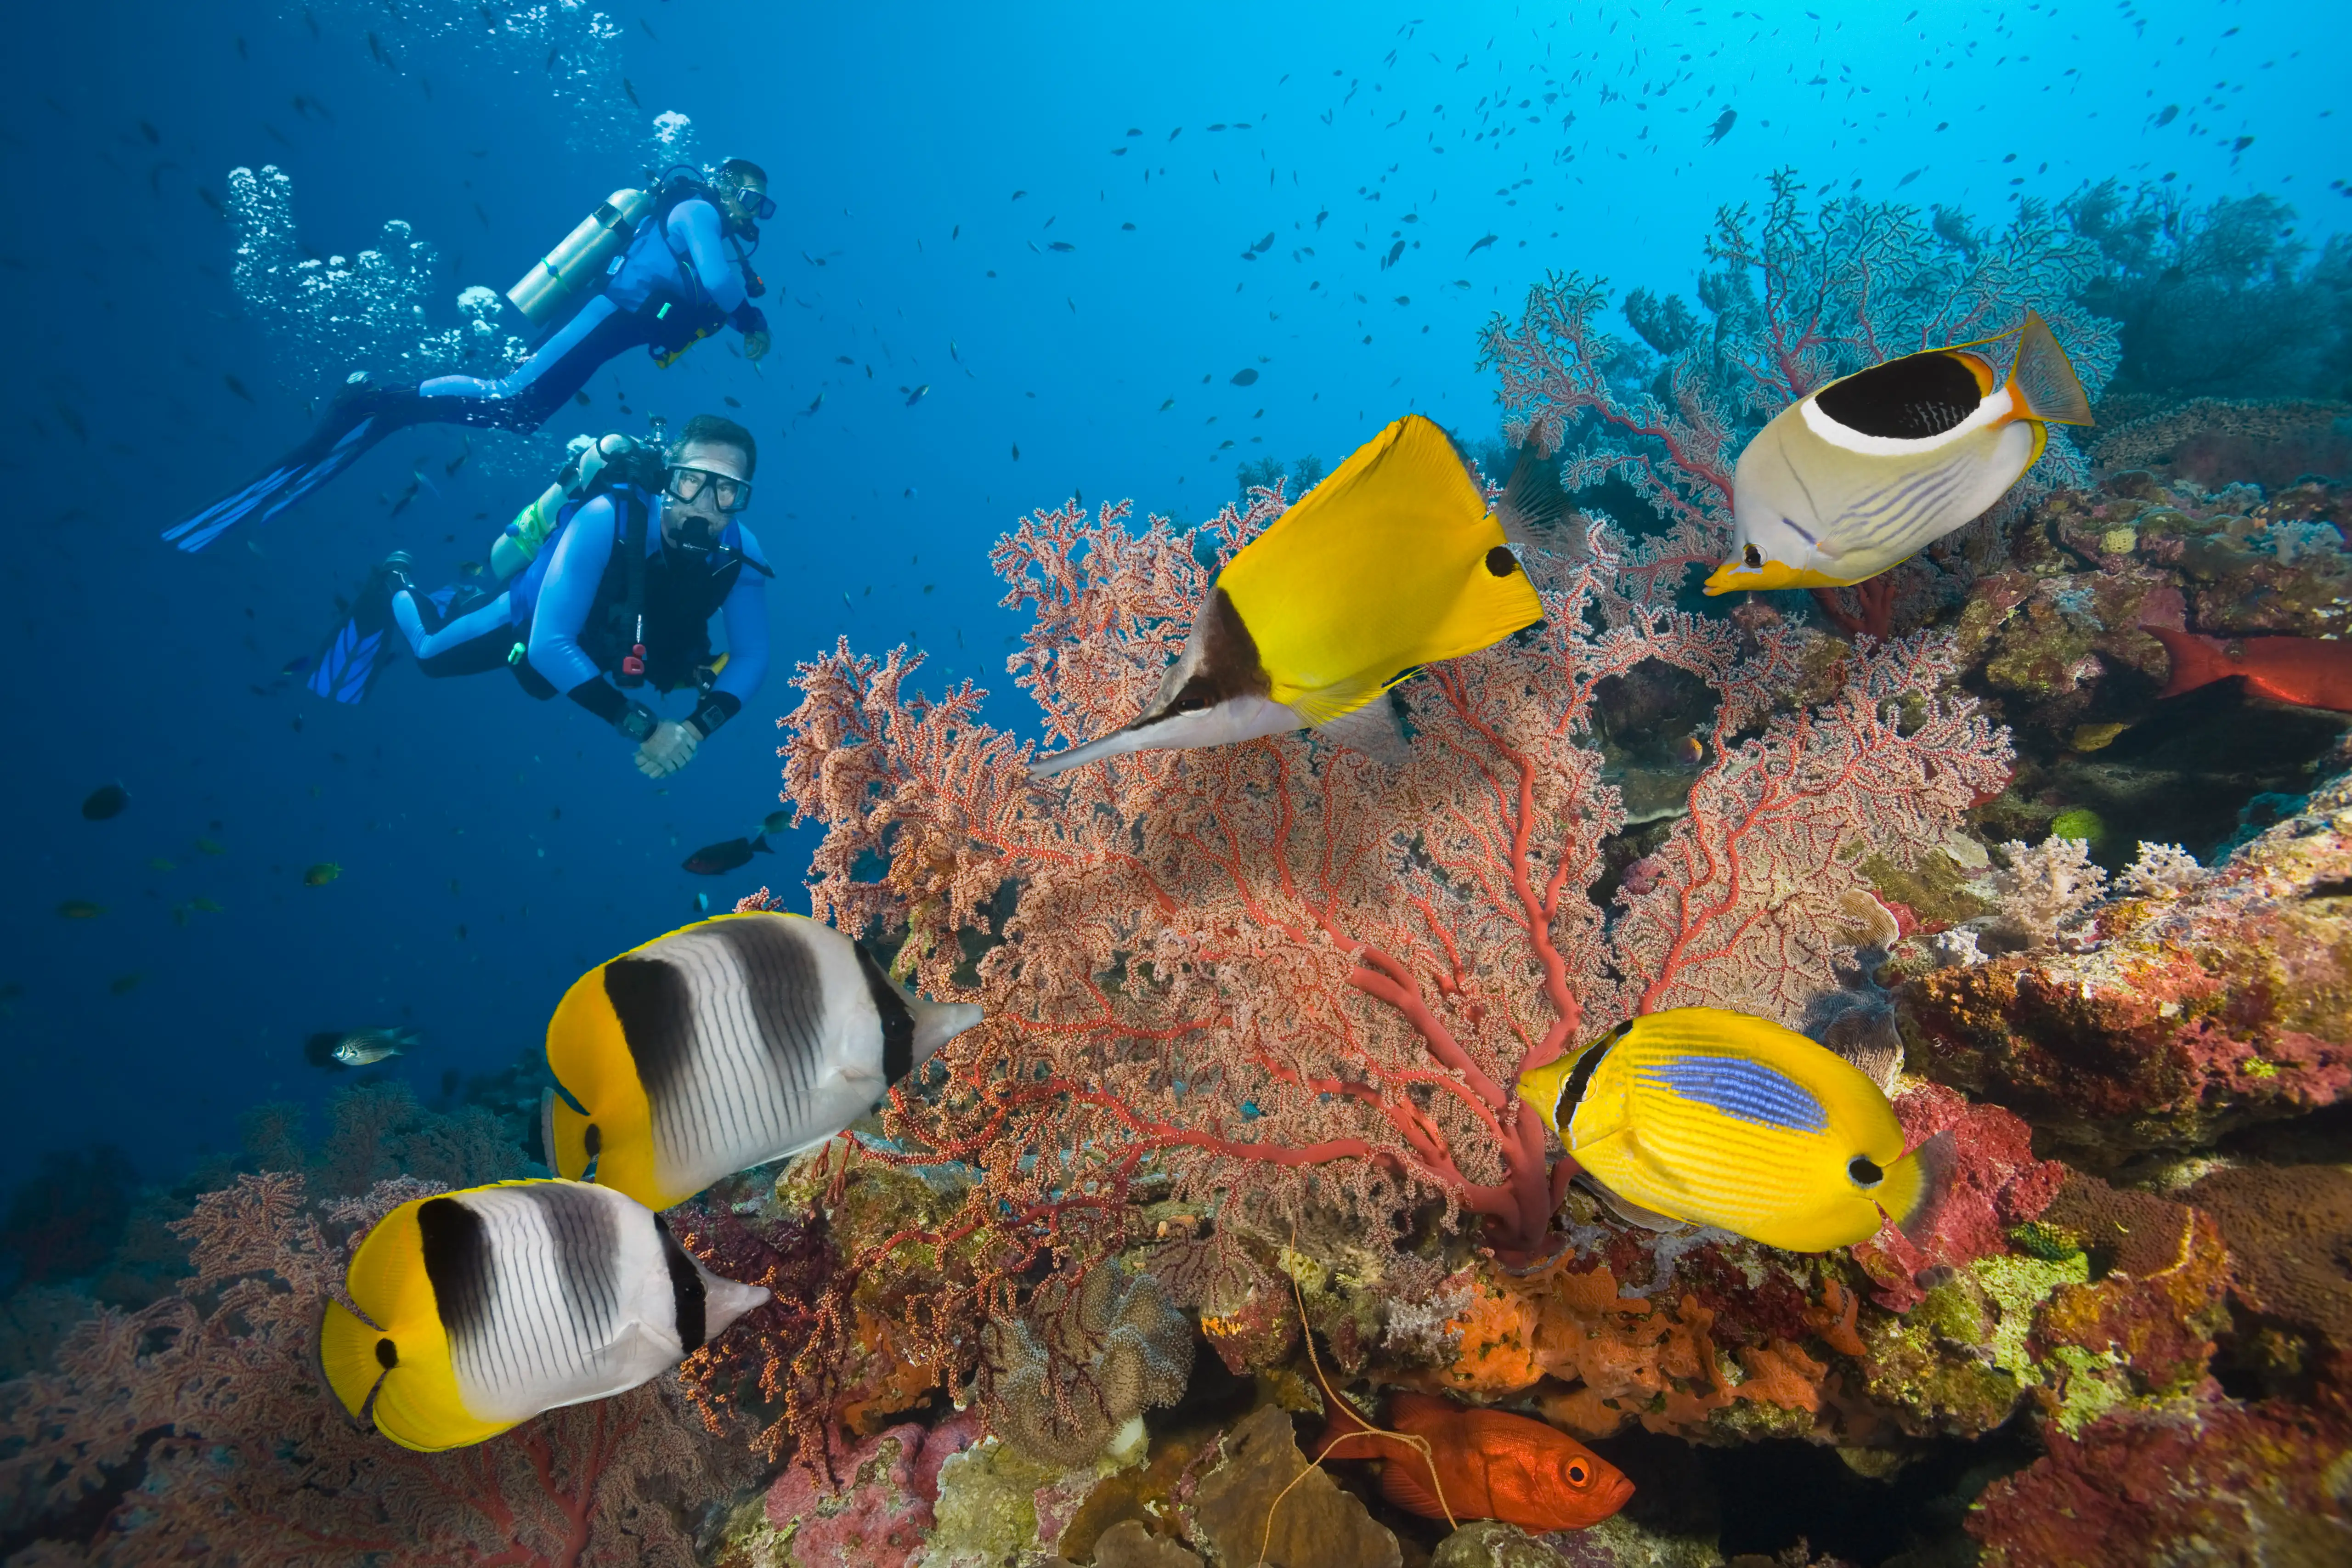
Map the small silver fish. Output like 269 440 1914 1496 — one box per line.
306 1027 419 1069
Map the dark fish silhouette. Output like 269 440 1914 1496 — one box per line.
1705 108 1737 145
1466 233 1498 256
1231 368 1260 386
682 835 771 876
81 783 130 821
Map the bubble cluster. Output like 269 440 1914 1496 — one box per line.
227 164 532 389
300 1 643 154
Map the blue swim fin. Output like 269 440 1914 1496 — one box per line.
163 379 424 552
306 555 412 705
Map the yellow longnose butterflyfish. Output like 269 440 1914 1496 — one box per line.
1029 413 1560 777
1703 311 2092 597
1515 1007 1950 1253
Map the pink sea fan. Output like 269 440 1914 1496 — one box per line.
770 470 2013 1359
0 1172 752 1567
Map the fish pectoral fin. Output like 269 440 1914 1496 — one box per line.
1378 1449 1456 1519
1312 691 1410 766
2007 309 2094 426
1493 441 1571 546
1575 1172 1688 1233
1284 674 1392 730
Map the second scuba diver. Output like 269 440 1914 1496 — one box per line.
164 158 777 553
310 413 772 779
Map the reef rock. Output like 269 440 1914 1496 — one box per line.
1187 1403 1402 1568
1897 770 2352 1167
750 1410 984 1568
1968 1382 2352 1566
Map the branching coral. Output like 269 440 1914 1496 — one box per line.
0 1173 750 1566
1988 834 2110 947
756 482 2010 1455
1478 168 2120 625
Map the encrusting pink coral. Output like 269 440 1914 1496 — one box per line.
761 473 2010 1416
0 1173 750 1567
1853 1082 2065 1311
759 1408 983 1568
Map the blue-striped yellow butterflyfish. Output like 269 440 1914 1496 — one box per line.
320 1179 768 1451
1514 1008 1951 1253
542 912 983 1211
1028 414 1559 777
1702 311 2092 597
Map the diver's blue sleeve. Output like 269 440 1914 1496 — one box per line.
527 493 618 694
671 200 748 316
714 552 769 705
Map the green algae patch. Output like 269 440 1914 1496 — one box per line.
1973 1252 2091 1384
2045 1344 2134 1438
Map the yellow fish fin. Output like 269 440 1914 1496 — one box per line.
1221 416 1542 703
1702 556 1863 595
328 1194 512 1451
2006 310 2093 426
543 953 666 1206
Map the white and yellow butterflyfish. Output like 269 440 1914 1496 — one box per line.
1703 311 2093 597
1515 1008 1951 1254
1028 413 1559 778
541 911 984 1213
319 1178 769 1451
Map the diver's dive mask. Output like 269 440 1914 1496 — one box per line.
666 464 752 514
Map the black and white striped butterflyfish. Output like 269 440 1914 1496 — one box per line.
320 1178 769 1451
1702 310 2093 596
541 912 984 1211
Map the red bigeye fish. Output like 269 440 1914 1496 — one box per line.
1312 1389 1634 1533
2150 627 2352 713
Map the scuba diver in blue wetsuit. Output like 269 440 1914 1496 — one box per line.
165 159 776 553
311 413 772 778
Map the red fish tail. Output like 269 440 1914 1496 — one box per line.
2150 627 2234 700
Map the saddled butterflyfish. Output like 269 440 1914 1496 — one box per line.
1702 310 2092 597
1514 1007 1951 1253
542 912 984 1211
320 1178 769 1451
1028 413 1559 778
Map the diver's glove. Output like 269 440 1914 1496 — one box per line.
634 720 701 778
738 306 770 362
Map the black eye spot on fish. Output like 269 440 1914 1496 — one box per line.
1485 545 1518 577
1744 543 1763 568
583 1123 602 1160
375 1337 398 1368
1816 350 1984 440
1849 1155 1884 1187
1567 1459 1591 1485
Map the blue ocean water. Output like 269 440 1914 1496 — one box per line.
0 0 2341 1200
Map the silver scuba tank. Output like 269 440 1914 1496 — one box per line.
506 185 658 328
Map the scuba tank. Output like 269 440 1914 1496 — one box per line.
506 184 658 329
488 418 668 582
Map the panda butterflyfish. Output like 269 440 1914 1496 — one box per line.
1702 310 2093 597
542 912 984 1211
320 1178 769 1451
1514 1007 1951 1253
1028 413 1557 778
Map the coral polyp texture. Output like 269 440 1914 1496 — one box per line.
1899 767 2352 1166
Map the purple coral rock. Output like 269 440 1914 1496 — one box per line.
767 1408 983 1567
